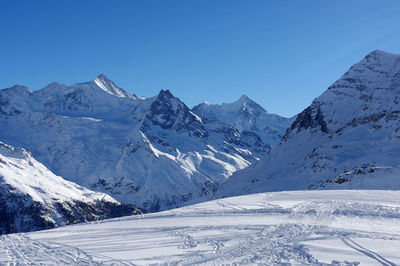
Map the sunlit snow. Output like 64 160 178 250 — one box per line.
1 190 399 265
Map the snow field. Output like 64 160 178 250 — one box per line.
1 190 399 265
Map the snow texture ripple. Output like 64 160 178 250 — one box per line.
0 190 399 265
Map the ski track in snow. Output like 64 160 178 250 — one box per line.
1 190 400 265
341 237 396 266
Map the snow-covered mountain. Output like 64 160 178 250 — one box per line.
218 50 400 197
192 95 293 147
32 74 141 119
0 75 273 211
0 142 141 234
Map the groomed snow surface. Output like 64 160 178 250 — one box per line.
1 190 399 265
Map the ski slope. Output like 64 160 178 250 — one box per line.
1 190 400 265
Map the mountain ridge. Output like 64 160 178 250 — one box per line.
192 94 294 147
0 76 287 211
217 49 400 197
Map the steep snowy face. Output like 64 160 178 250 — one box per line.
287 50 400 136
93 74 139 99
0 78 271 211
192 95 293 147
218 50 400 197
113 90 269 211
0 142 141 234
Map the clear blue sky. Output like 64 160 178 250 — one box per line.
1 0 400 117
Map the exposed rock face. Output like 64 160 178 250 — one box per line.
145 89 206 135
285 105 328 138
217 50 400 197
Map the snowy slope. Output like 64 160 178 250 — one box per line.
218 50 400 197
0 142 141 234
0 75 271 211
31 74 142 119
1 190 399 264
192 95 294 147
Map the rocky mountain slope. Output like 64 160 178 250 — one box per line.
0 74 285 211
192 95 293 147
217 50 400 197
0 142 141 234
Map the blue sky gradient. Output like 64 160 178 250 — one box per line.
1 0 399 117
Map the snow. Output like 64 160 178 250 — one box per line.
303 238 400 265
0 77 270 211
0 190 399 265
0 141 142 234
192 94 294 147
94 74 139 99
218 50 400 198
0 142 117 205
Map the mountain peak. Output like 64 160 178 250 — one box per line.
232 95 258 107
360 49 399 66
92 74 133 98
328 50 400 96
36 82 67 95
218 49 400 198
366 49 393 57
93 74 115 87
2 85 32 97
151 89 182 113
10 84 31 91
157 89 174 99
229 94 267 114
146 89 205 130
95 73 109 80
238 95 250 102
93 73 114 87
